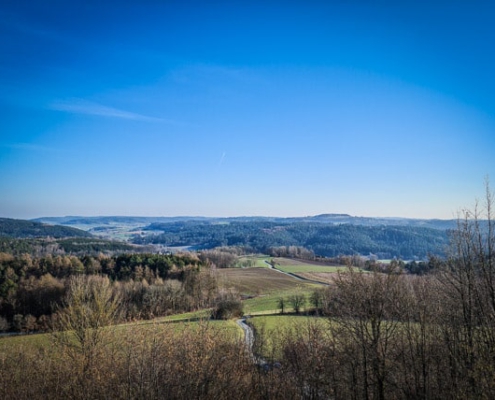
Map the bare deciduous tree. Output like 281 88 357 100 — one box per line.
53 275 121 385
288 293 306 314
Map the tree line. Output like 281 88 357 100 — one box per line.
0 237 138 256
0 252 234 332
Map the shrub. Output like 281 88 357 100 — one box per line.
213 298 244 320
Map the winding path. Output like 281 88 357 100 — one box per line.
236 317 268 366
236 259 330 367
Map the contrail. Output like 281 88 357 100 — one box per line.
218 151 226 167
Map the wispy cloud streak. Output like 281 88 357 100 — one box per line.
50 99 163 122
218 151 227 167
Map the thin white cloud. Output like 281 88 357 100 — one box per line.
218 151 227 167
50 99 163 122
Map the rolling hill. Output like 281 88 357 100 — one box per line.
0 218 92 239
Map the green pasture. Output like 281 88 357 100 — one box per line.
159 309 213 322
243 285 318 314
256 257 271 268
0 331 51 351
236 255 271 268
243 292 285 314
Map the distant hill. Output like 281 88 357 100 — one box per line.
32 216 210 225
33 214 459 230
0 218 92 239
30 214 459 258
307 214 458 230
134 220 450 259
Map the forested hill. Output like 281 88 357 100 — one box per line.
133 221 450 259
33 214 458 230
0 218 92 239
28 215 456 258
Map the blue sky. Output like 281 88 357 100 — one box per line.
1 1 494 219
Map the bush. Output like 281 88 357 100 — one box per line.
212 298 244 320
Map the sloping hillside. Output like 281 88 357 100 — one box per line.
0 218 92 239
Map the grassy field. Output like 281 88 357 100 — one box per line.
249 314 328 332
248 314 330 358
0 257 333 352
236 255 271 268
159 309 213 322
216 266 309 295
242 286 318 314
150 319 241 337
0 331 51 351
294 272 335 284
0 318 242 356
215 266 320 314
271 257 345 273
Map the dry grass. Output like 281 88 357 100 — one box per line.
215 267 306 295
295 272 338 284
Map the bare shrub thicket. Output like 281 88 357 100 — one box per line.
0 320 300 399
274 182 495 399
